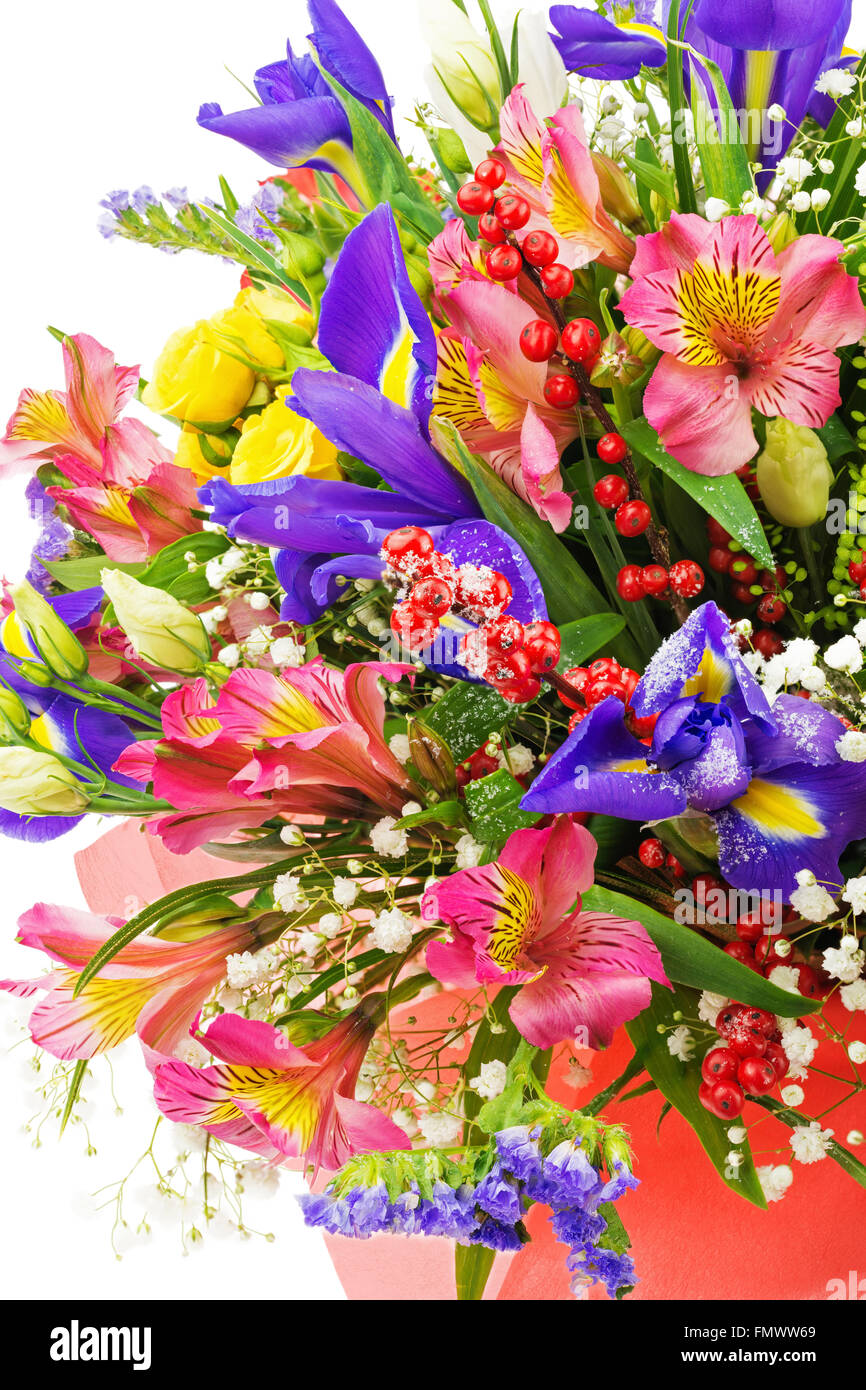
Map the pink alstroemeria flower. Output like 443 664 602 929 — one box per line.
151 1007 410 1171
421 817 669 1049
115 663 421 853
1 331 200 557
0 902 279 1060
618 212 866 475
494 87 634 275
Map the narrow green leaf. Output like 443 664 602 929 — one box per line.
197 204 312 305
686 49 753 205
138 530 230 602
59 1061 88 1137
464 768 540 844
626 982 767 1207
621 150 676 205
582 886 820 1018
556 614 625 672
622 416 775 572
455 1244 497 1301
665 0 698 215
752 1096 866 1191
42 557 143 590
424 682 512 762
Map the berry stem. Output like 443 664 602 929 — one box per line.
540 667 590 705
513 242 690 624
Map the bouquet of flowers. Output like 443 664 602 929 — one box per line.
2 0 866 1302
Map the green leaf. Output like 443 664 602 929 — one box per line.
584 814 634 870
626 982 767 1207
621 150 676 206
622 417 775 572
393 800 465 831
665 0 697 215
463 768 540 844
138 530 230 603
754 1098 866 1191
687 50 753 206
59 1061 88 1137
455 1245 497 1301
42 556 143 591
197 203 312 305
423 680 511 762
557 614 625 672
435 419 608 624
582 886 820 1018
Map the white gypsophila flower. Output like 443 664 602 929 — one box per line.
767 964 802 995
837 730 866 762
175 1038 211 1066
218 643 240 668
226 950 273 989
279 824 305 846
470 1059 508 1100
781 1085 805 1106
498 743 535 776
854 618 866 644
732 618 753 639
811 188 831 211
726 1150 745 1168
455 832 485 869
823 933 865 983
727 1126 747 1144
415 1079 436 1102
704 197 729 221
780 638 818 681
698 990 729 1024
173 1122 208 1153
789 190 811 213
200 607 223 635
418 1109 464 1147
818 157 835 174
825 634 863 673
847 1129 864 1145
318 912 343 939
217 986 243 1011
782 1026 818 1079
370 816 409 858
248 591 270 611
296 931 321 956
332 876 358 908
270 636 305 668
740 191 769 219
565 1057 593 1089
401 800 423 817
757 1163 794 1202
389 733 412 765
273 872 308 914
790 1120 834 1164
815 67 857 99
237 1161 280 1197
799 665 827 693
778 155 813 185
766 101 786 121
846 117 863 138
789 874 838 922
391 1106 419 1138
848 1040 866 1063
369 907 415 954
840 978 866 1011
741 650 764 676
666 1025 695 1061
244 625 273 658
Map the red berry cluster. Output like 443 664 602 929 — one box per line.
723 909 821 996
699 1004 787 1119
380 525 561 704
454 743 502 789
706 518 786 651
636 836 684 877
555 655 657 737
592 448 704 604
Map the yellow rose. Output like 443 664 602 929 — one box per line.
240 284 315 343
174 426 234 484
230 398 342 485
207 299 285 371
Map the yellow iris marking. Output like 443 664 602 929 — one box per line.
674 260 780 367
380 315 416 409
224 1066 319 1150
1 612 33 661
732 779 823 841
744 51 778 157
681 648 732 704
29 713 57 752
488 867 540 972
611 758 652 773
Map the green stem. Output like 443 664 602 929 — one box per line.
584 1054 646 1117
796 527 824 607
666 0 698 215
475 0 512 99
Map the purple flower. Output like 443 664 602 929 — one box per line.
474 1165 524 1223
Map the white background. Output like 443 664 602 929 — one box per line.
2 0 865 1303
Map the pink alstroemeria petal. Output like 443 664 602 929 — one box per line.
771 234 866 350
643 354 758 475
747 336 843 427
519 405 573 533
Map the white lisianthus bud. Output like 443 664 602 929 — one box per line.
0 746 89 816
101 569 211 674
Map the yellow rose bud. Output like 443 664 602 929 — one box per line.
241 283 315 344
756 418 833 527
230 398 342 485
142 320 257 425
8 580 89 680
0 746 89 816
174 427 234 484
207 299 285 372
101 569 211 674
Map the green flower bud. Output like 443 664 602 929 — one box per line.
8 580 89 681
0 685 31 740
101 569 211 675
755 418 832 527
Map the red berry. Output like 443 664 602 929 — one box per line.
519 319 559 362
558 666 588 709
641 563 669 596
638 837 665 868
708 546 734 574
499 677 542 704
381 526 435 576
408 577 453 618
759 565 787 593
731 583 756 605
701 1047 740 1084
764 1041 788 1082
723 941 761 971
728 557 758 585
455 567 512 620
478 210 507 243
543 374 580 409
588 657 622 679
483 615 525 655
486 245 522 281
389 604 438 653
523 620 561 673
457 180 495 215
848 551 866 585
486 647 533 686
614 499 652 537
417 550 457 585
495 193 531 229
593 474 629 509
596 431 628 464
753 628 783 658
616 564 646 601
619 667 640 699
474 158 506 189
716 1005 744 1039
568 707 588 732
739 1007 777 1039
539 262 574 298
727 1018 768 1058
666 852 685 878
708 1080 745 1118
698 1081 719 1113
627 709 657 739
738 1055 777 1095
466 747 500 779
668 559 705 598
706 518 732 544
584 676 627 707
757 594 786 624
521 230 558 266
736 911 768 944
792 963 822 998
755 935 790 967
561 318 601 364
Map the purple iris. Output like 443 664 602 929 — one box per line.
549 4 666 79
197 0 394 182
522 601 866 898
